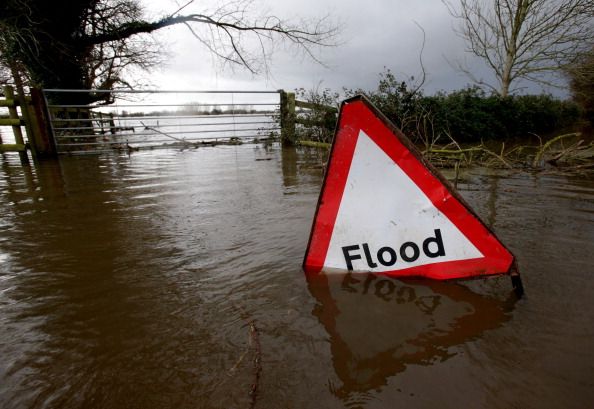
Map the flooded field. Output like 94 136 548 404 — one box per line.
1 145 593 408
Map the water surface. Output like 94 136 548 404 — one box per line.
1 145 593 408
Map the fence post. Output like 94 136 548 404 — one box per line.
280 90 296 146
27 88 57 158
108 113 116 135
14 84 40 160
3 85 29 164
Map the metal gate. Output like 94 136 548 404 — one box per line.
42 89 281 154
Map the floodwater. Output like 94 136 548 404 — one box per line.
0 145 593 409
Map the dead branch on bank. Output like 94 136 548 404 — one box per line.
422 131 593 174
425 145 512 169
532 132 582 167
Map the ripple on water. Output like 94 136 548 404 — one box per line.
0 147 593 408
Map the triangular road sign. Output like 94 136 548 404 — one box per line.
303 95 516 281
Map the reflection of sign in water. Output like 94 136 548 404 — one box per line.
308 274 514 401
304 96 517 282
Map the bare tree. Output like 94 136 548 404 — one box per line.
0 0 339 103
80 0 167 95
444 0 594 96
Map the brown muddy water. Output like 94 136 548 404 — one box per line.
0 145 593 409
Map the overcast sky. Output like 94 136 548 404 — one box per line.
142 0 564 97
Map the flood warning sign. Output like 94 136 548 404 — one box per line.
303 96 515 280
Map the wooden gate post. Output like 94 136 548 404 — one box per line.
27 88 57 158
280 90 296 146
14 85 39 160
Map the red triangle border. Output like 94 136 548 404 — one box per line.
303 96 515 280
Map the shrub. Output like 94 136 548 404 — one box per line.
294 86 340 143
347 69 581 144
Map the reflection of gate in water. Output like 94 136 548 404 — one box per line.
43 89 281 154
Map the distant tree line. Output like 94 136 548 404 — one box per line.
120 105 266 117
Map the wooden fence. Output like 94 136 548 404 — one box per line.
279 90 337 147
0 85 56 163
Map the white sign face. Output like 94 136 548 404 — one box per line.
303 96 515 280
323 130 483 273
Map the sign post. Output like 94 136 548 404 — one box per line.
303 95 523 295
